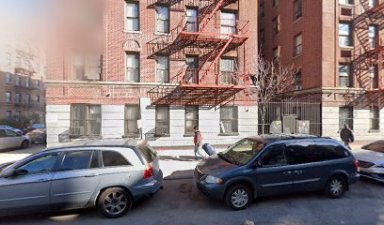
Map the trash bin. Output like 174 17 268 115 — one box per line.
202 143 216 156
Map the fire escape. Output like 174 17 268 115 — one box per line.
353 1 384 97
146 0 250 106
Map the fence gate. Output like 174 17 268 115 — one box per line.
258 102 322 136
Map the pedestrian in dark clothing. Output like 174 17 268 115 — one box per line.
193 126 203 160
340 124 354 149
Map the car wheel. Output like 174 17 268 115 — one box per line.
21 140 29 149
225 184 252 210
325 176 346 198
97 187 132 218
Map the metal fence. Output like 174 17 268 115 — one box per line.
258 101 322 136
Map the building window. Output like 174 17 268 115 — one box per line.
273 46 280 63
155 106 170 136
15 111 21 121
70 104 101 137
273 0 279 7
26 78 31 88
156 56 169 83
72 54 101 81
370 106 380 130
125 105 140 137
294 69 302 90
272 17 279 34
125 1 139 31
5 92 12 104
6 111 12 119
369 25 378 49
27 94 31 105
339 106 353 130
339 22 352 47
185 8 198 32
221 12 236 35
259 2 265 17
294 0 302 20
185 106 198 134
339 0 353 4
339 63 352 87
15 93 21 104
5 73 12 83
156 6 169 33
36 95 40 104
220 58 237 85
369 65 379 88
185 56 198 84
36 80 40 88
220 106 238 134
15 76 21 86
126 52 140 82
294 33 303 57
368 0 377 8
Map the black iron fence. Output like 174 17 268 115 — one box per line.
258 101 322 136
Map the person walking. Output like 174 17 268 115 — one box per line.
340 124 354 149
193 126 203 160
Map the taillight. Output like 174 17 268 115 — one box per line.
354 159 359 172
144 164 154 179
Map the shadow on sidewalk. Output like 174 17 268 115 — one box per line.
159 155 201 162
164 169 194 180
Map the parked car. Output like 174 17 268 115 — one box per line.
354 140 384 183
0 128 30 150
0 139 163 218
194 134 359 210
0 125 22 135
25 128 46 144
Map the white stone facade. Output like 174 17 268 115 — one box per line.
46 98 258 148
322 107 384 141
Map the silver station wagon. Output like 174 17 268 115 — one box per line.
0 139 163 218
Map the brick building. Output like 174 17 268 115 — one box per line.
46 0 258 147
259 0 384 140
0 35 46 123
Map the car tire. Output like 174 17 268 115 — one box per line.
21 140 29 149
225 184 253 210
97 187 132 218
325 176 346 198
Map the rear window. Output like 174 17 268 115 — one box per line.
102 151 131 167
137 145 157 163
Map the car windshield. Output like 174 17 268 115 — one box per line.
218 138 266 166
362 140 384 153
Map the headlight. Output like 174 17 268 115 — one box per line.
205 175 223 184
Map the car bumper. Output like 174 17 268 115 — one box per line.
195 180 225 200
359 172 384 183
133 170 163 200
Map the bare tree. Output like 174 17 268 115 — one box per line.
251 53 296 134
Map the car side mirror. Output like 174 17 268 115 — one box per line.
1 168 16 178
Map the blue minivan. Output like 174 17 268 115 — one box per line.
195 134 359 210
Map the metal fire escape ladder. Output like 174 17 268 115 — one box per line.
200 0 225 31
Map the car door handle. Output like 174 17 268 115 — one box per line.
283 171 292 175
84 173 98 178
293 170 302 175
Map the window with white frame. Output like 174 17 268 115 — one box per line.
273 46 280 63
294 0 302 20
369 65 379 89
5 92 12 103
339 0 353 5
5 73 12 83
369 25 378 49
339 106 353 130
6 111 12 119
294 69 302 90
156 56 169 83
15 93 21 104
220 106 238 134
185 8 198 32
185 56 198 84
185 106 198 134
221 12 236 35
126 52 140 82
339 22 352 47
220 58 237 84
369 0 377 8
155 106 170 136
339 63 352 87
26 77 31 88
125 105 140 137
156 6 169 33
293 33 302 56
15 76 21 86
125 1 139 31
70 104 101 136
370 106 380 130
